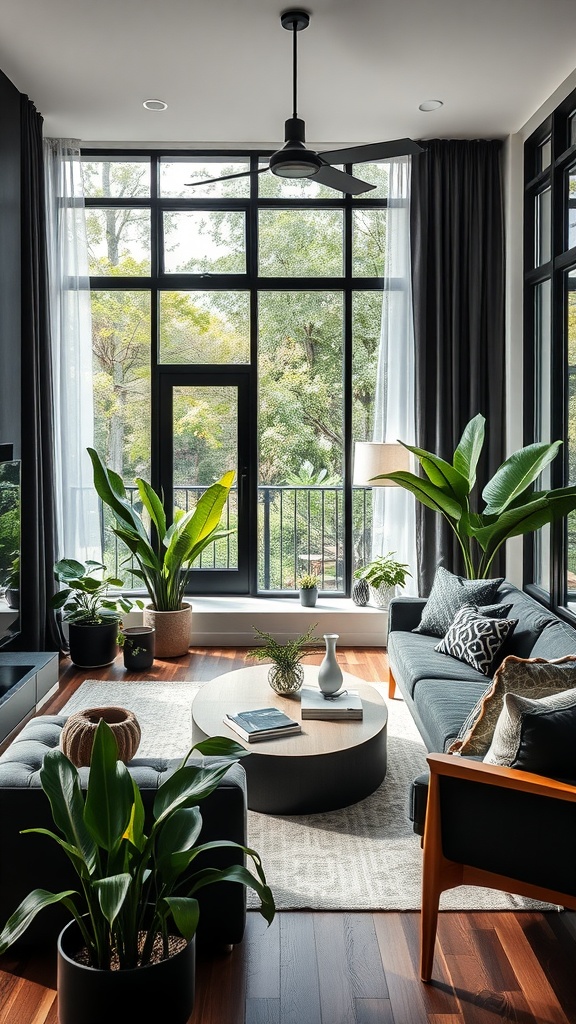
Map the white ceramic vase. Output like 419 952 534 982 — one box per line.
317 633 344 696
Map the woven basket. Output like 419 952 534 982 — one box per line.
61 706 141 767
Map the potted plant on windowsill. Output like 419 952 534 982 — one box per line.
87 448 234 658
247 623 322 695
297 572 319 607
50 559 141 669
0 720 275 1024
353 552 411 610
4 554 19 610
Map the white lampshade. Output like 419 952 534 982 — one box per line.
352 442 411 486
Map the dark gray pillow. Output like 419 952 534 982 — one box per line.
414 567 505 638
484 689 576 778
434 605 518 676
478 603 513 619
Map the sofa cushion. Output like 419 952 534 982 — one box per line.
489 582 559 660
413 567 505 638
412 677 491 752
529 619 576 660
387 630 489 699
484 688 576 778
448 654 576 756
434 605 518 676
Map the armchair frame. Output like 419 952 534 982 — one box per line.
421 752 576 982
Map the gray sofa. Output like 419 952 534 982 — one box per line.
0 715 248 950
386 581 576 832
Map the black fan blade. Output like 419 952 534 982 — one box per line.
318 138 424 165
185 167 269 188
313 164 375 195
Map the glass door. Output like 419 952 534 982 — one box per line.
158 370 251 593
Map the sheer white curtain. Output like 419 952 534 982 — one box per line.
44 139 101 563
371 157 418 595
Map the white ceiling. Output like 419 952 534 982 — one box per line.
1 0 575 149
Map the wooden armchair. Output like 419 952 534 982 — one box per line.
420 752 576 982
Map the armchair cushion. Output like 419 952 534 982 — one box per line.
413 567 504 638
449 654 576 757
484 688 576 778
434 604 518 676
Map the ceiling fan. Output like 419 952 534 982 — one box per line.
186 9 423 196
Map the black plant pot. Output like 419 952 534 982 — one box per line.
57 917 195 1024
121 626 155 671
67 621 118 669
5 587 18 610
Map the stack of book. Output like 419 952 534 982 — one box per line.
300 687 363 720
224 706 301 743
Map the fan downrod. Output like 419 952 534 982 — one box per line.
280 9 310 32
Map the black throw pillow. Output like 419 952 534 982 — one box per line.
484 689 576 779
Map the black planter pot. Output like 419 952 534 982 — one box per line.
67 621 118 669
121 626 155 671
5 587 19 610
57 917 195 1024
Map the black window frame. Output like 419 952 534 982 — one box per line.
524 89 576 621
82 147 390 596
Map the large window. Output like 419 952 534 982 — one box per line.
83 151 390 595
524 92 576 617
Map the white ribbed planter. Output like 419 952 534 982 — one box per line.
142 603 192 658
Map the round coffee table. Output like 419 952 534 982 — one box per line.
191 664 388 814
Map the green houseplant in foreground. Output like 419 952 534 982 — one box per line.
372 413 576 579
0 721 274 1020
247 623 322 694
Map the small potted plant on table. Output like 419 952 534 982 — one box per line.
247 623 322 695
353 552 411 610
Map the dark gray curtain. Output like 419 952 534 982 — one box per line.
410 139 505 594
20 96 60 651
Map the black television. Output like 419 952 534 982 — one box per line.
0 456 21 648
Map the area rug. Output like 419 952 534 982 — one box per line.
59 679 551 912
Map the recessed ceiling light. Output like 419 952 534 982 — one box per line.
419 100 443 112
143 99 168 111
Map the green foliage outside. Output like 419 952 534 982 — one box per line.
82 159 387 589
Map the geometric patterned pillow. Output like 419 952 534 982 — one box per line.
413 566 505 638
434 604 518 677
448 653 576 757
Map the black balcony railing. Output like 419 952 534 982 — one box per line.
101 485 373 594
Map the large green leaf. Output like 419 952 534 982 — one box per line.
482 441 563 514
187 863 275 926
0 890 78 954
453 414 485 490
156 807 203 885
136 477 167 543
153 762 238 825
39 749 97 874
401 444 469 503
94 873 131 926
84 721 135 853
164 474 234 573
163 897 200 942
471 489 576 555
87 448 150 544
371 471 462 521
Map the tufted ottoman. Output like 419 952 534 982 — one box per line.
0 715 248 949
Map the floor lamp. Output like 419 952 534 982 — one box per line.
352 442 413 583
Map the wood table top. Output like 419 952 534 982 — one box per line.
192 664 387 757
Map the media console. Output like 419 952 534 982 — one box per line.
0 652 59 744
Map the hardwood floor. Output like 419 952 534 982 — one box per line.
1 645 575 1024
